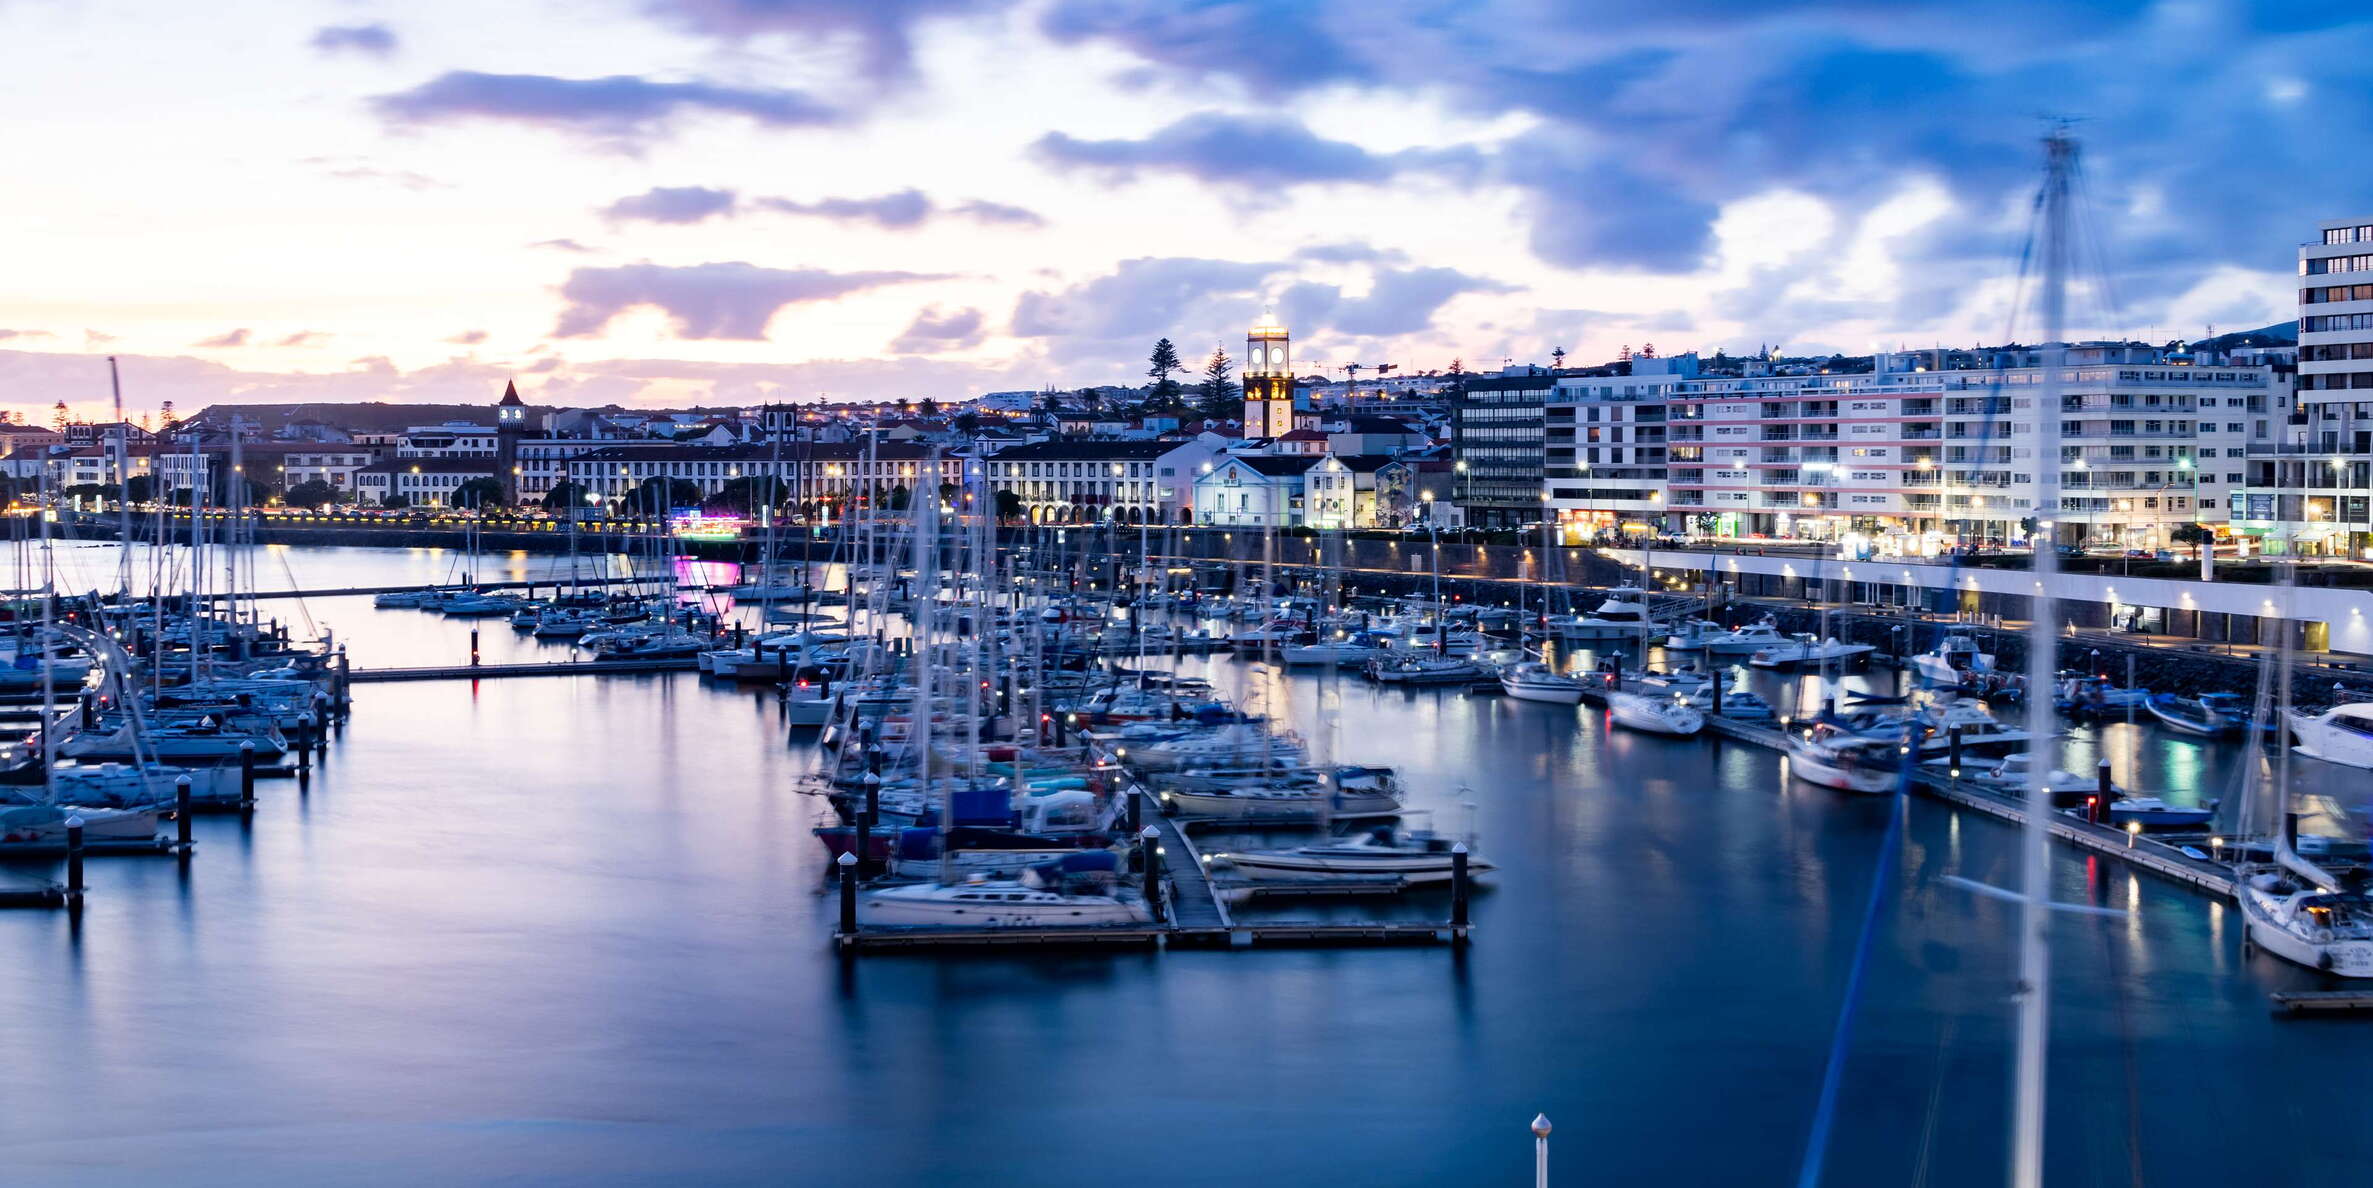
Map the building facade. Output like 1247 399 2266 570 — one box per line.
2233 215 2373 556
1241 313 1308 439
1452 369 1554 528
981 438 1216 523
1194 455 1317 527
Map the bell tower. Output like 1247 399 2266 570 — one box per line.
495 380 527 502
1242 312 1296 439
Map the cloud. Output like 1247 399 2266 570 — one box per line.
309 24 397 57
373 71 840 147
276 331 331 348
446 330 490 345
531 238 596 253
312 162 447 191
1033 113 1465 190
753 190 1042 230
194 329 251 348
640 0 1000 81
1010 257 1286 350
756 189 933 229
603 185 740 224
948 199 1045 227
1295 242 1407 266
890 306 986 353
554 261 944 339
84 330 117 346
0 330 53 341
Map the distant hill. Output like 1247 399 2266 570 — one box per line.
2191 321 2296 352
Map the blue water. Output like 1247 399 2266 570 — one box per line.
1 543 2367 1185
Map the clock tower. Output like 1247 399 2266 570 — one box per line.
495 380 527 502
1242 312 1297 439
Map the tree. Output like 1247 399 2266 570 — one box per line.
124 474 156 503
629 476 702 515
1079 387 1103 413
1196 345 1239 420
2171 522 2213 558
542 481 589 513
451 477 507 510
381 492 411 509
994 488 1024 520
953 410 981 435
885 484 911 511
1147 338 1185 410
284 479 343 509
62 482 114 505
918 397 941 418
708 475 787 514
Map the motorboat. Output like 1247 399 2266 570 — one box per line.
2056 674 2151 716
1279 636 1392 667
1784 722 1905 794
1748 634 1876 671
2143 692 2250 739
0 802 163 846
1667 615 1789 655
1635 666 1714 696
1214 824 1492 884
1605 691 1704 736
372 590 435 609
439 594 524 618
63 717 288 761
1158 779 1403 821
11 762 246 810
1912 631 1995 687
2095 797 2217 830
530 609 595 638
1913 699 2036 758
1119 725 1302 772
1960 753 2112 803
1499 661 1584 705
856 866 1151 928
2237 864 2373 977
1544 587 1655 641
1365 655 1492 685
1690 686 1776 721
2288 701 2373 770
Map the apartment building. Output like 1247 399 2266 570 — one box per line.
981 438 1218 524
1452 369 1554 528
2234 215 2373 555
1543 356 1686 539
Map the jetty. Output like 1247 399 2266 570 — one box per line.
347 657 703 683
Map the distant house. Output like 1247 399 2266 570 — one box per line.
1305 455 1394 529
356 457 499 507
1194 454 1320 527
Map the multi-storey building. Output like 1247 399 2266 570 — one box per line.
563 442 964 521
1452 369 1554 528
1195 454 1319 527
1543 356 1686 539
981 438 1218 524
2234 216 2373 556
1663 349 2254 549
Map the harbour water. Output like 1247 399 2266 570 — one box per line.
4 543 2369 1185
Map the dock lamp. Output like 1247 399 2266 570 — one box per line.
1531 1115 1552 1188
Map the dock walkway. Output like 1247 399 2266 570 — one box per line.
348 657 701 682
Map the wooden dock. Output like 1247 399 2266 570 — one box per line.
2271 990 2373 1015
347 657 702 682
204 576 654 602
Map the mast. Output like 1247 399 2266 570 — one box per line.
107 357 131 599
37 458 56 806
2011 125 2075 1188
909 451 944 885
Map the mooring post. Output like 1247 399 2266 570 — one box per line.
855 773 879 876
175 777 193 850
1947 725 1965 780
80 695 95 730
2284 811 2300 852
65 817 85 898
1126 787 1144 836
1140 825 1164 924
469 627 481 668
1451 843 1471 938
1709 674 1723 718
2093 760 2113 825
239 741 257 808
836 851 858 939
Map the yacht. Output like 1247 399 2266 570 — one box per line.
1667 615 1789 656
857 871 1152 928
1687 685 1775 721
1279 636 1392 667
1365 655 1492 685
1785 722 1904 794
0 802 163 846
1962 753 2109 803
1215 824 1491 884
1499 661 1584 705
1122 725 1302 772
2288 702 2373 770
2143 692 2250 739
1747 634 1876 671
1914 699 2036 757
1544 587 1655 641
1605 691 1704 736
1159 779 1403 821
1911 632 1995 687
2056 674 2151 715
2238 865 2373 978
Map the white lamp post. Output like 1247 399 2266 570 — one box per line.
1531 1114 1551 1188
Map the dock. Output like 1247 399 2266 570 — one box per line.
2271 990 2373 1015
347 657 702 682
201 576 654 602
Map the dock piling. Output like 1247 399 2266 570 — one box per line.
65 818 85 899
174 777 193 850
1140 825 1164 924
2092 761 2112 824
239 742 257 808
837 852 858 939
469 627 480 668
1451 844 1470 939
1947 725 1964 779
855 773 879 876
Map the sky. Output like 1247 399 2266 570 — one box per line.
0 0 2364 422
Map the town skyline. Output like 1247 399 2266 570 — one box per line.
3 1 2358 422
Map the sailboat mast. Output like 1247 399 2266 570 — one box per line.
108 357 131 599
2010 126 2075 1188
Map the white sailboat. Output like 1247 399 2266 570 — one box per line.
1605 691 1704 736
1499 660 1584 705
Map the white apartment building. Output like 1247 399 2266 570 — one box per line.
565 443 964 520
982 438 1218 524
1661 349 2257 550
395 423 498 458
281 448 375 493
2234 215 2373 556
1543 355 1689 539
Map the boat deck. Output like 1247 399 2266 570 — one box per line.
2271 990 2373 1014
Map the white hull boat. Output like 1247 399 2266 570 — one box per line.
856 880 1151 927
1605 692 1704 736
2238 867 2373 977
2289 703 2373 770
1499 661 1584 705
1215 826 1492 884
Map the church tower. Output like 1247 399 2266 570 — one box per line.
495 380 527 503
1242 312 1296 439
